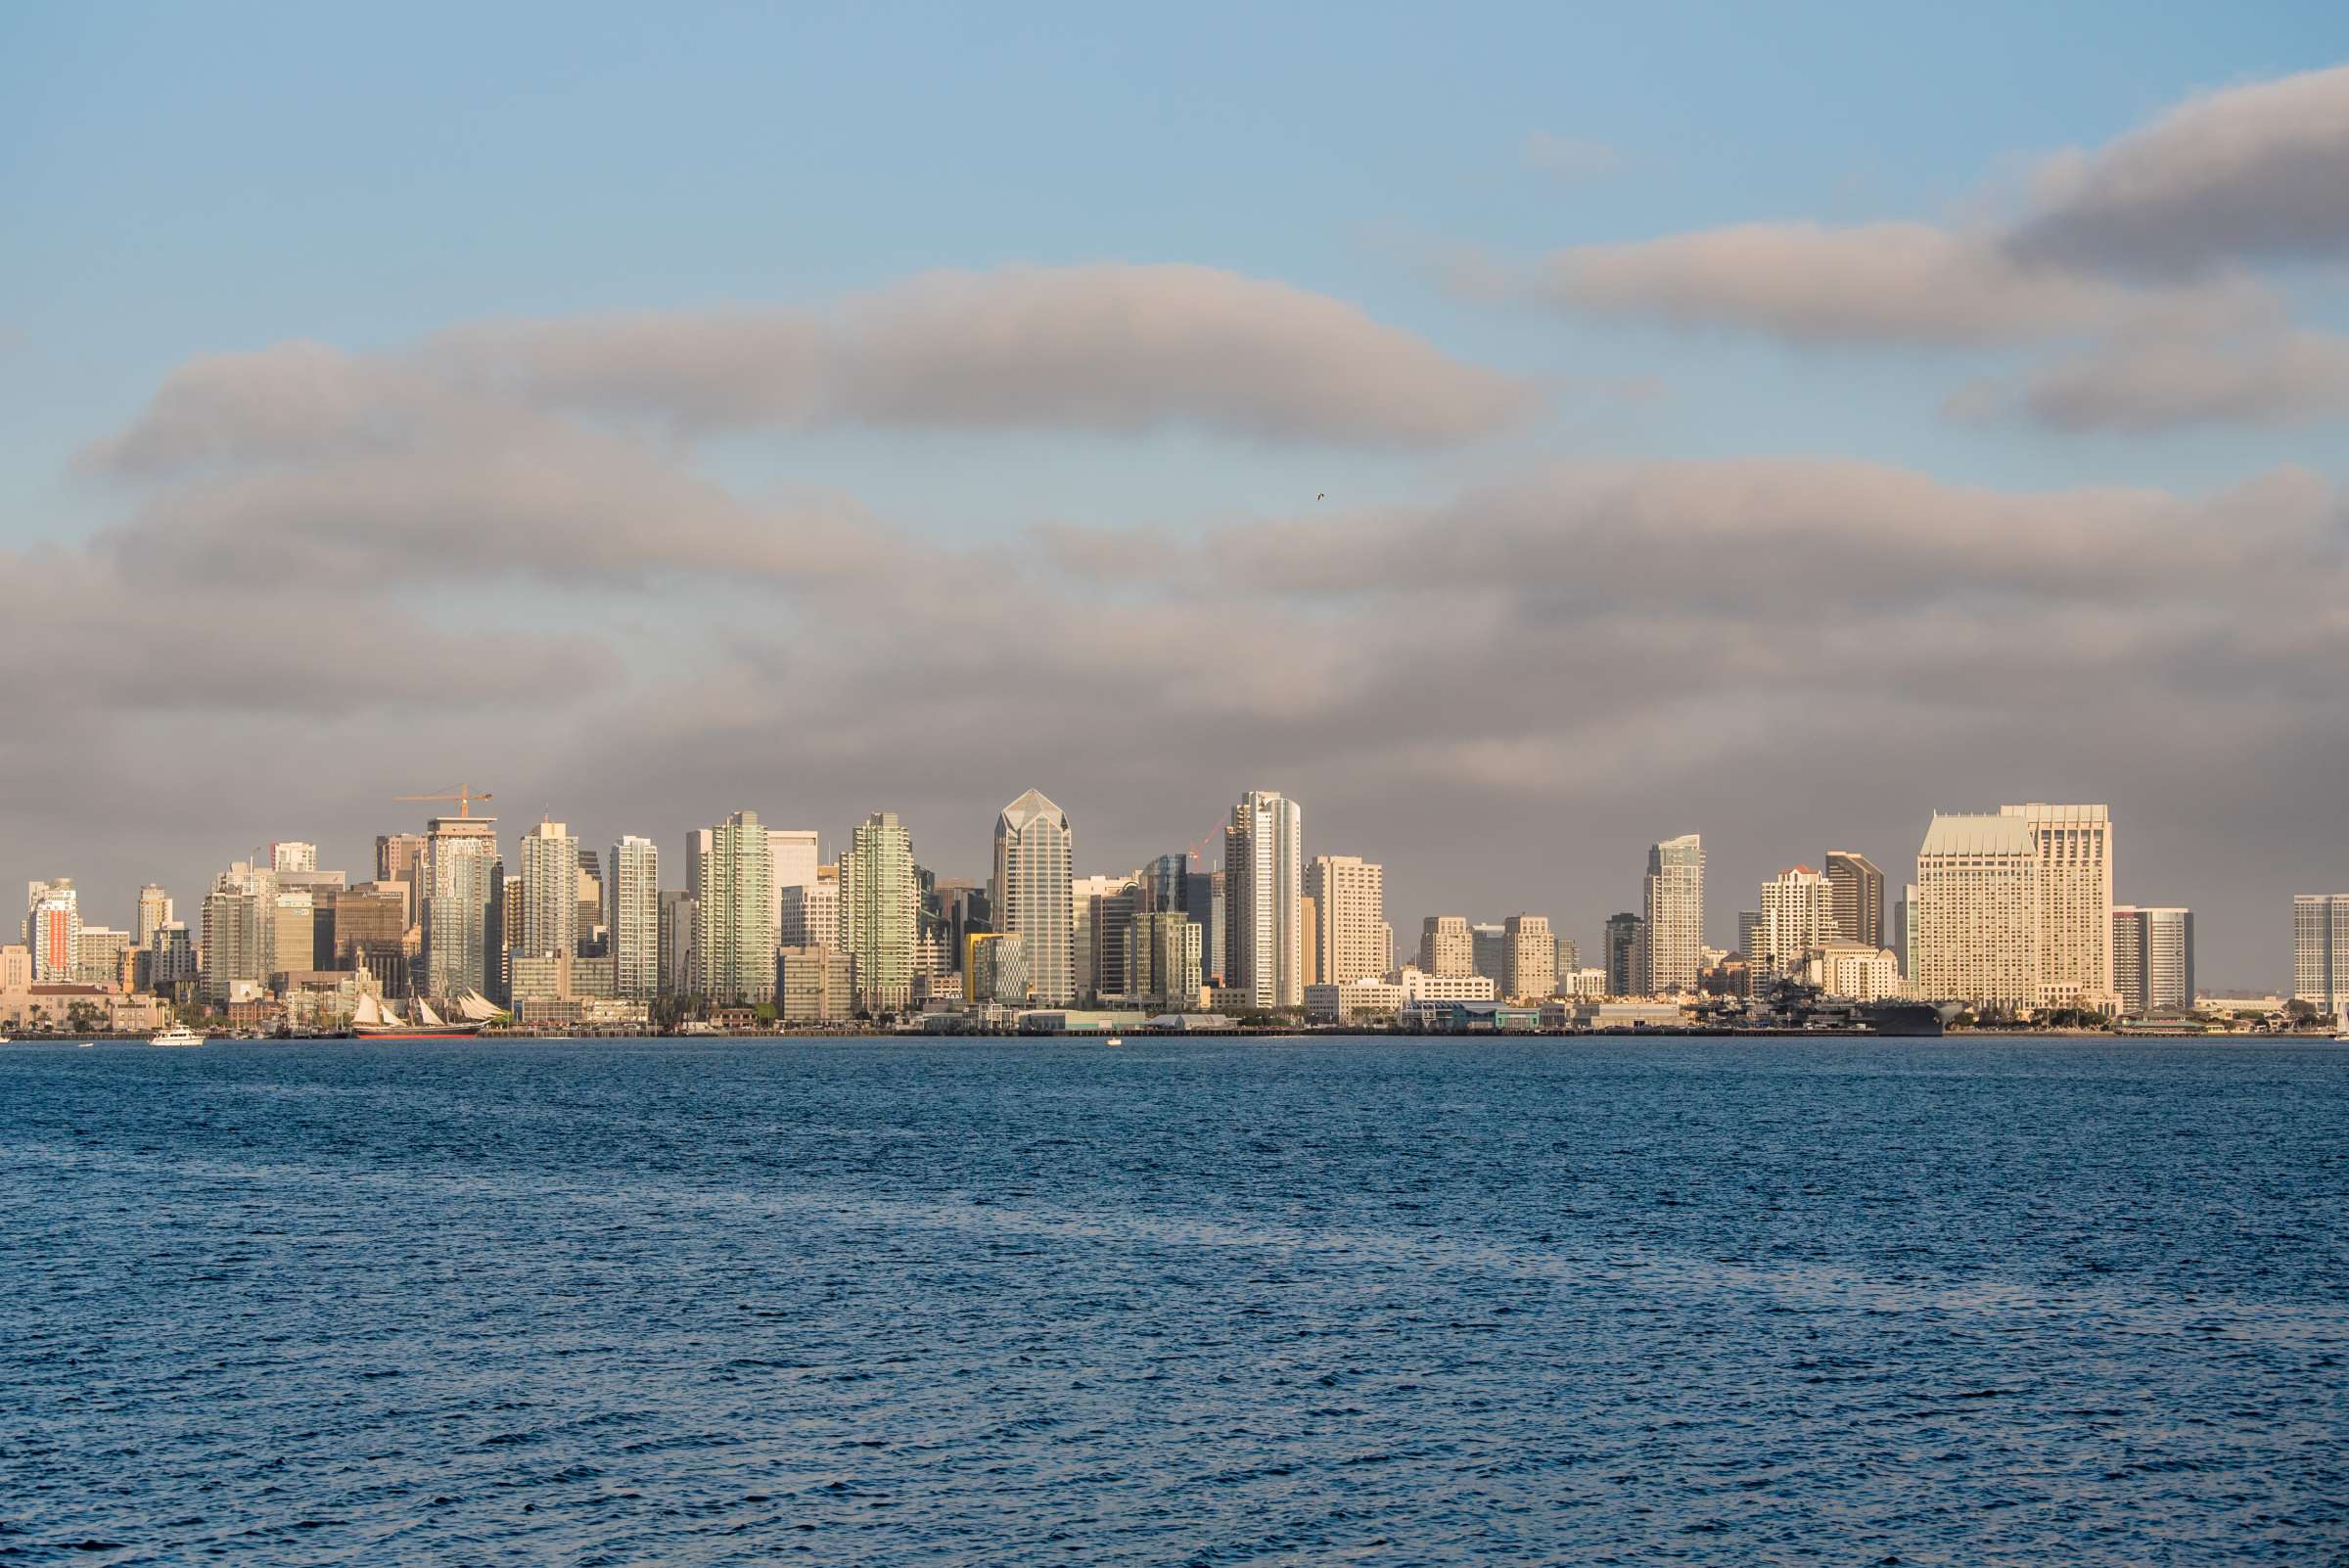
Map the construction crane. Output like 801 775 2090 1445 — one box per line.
393 784 495 818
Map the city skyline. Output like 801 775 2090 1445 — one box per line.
7 18 2349 986
0 780 2269 998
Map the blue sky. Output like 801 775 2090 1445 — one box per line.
5 4 2348 983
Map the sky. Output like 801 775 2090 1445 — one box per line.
5 2 2348 985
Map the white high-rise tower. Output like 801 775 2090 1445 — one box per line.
1223 790 1303 1010
992 790 1074 1006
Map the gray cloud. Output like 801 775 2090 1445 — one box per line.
2008 64 2349 279
22 328 2349 985
1497 66 2348 433
1529 221 2266 347
424 263 1538 446
1954 329 2349 433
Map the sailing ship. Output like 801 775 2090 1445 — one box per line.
351 990 498 1038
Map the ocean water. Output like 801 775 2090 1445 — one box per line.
1 1037 2343 1566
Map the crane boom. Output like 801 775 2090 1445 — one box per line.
392 784 495 818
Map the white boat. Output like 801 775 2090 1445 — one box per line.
1103 1036 1125 1047
150 1025 206 1047
351 992 486 1038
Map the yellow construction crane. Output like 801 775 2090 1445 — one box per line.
393 784 495 818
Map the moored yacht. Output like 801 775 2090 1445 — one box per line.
149 1025 207 1047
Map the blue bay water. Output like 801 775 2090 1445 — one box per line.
1 1036 2343 1565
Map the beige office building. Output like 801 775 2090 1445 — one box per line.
1418 915 1473 977
1914 813 2038 1009
1305 855 1385 988
1501 913 1556 1000
2003 803 2116 1011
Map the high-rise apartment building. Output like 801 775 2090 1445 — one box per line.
839 811 917 1013
1223 790 1304 1010
200 865 268 1004
693 810 775 1004
1914 813 2038 1009
608 835 659 1000
1418 916 1473 977
135 885 172 948
2003 803 2116 1010
270 841 318 875
517 819 581 961
1823 851 1885 948
1604 912 1646 996
992 790 1075 1006
1643 834 1705 994
1305 855 1384 987
2111 905 2192 1017
421 813 499 999
1502 913 1556 999
2292 895 2349 1019
1753 866 1836 980
23 879 80 984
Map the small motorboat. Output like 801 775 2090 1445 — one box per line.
1103 1036 1125 1047
150 1025 207 1047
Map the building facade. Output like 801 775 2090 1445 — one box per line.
2004 803 2116 1011
2111 905 2193 1017
1501 913 1556 1000
694 810 775 1004
1418 915 1473 977
1823 851 1885 948
1753 866 1836 981
1223 790 1303 1011
840 811 917 1013
1643 834 1705 994
1914 812 2038 1009
992 790 1075 1006
1305 855 1385 988
608 835 659 1000
517 819 581 961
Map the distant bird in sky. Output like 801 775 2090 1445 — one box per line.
1315 492 1325 501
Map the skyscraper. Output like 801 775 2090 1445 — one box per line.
992 790 1075 1006
1418 915 1473 977
1893 883 1919 979
23 879 80 984
2003 803 2116 1010
200 864 267 1004
1223 790 1303 1010
1822 851 1885 948
693 810 775 1004
1305 855 1385 987
2111 905 2193 1016
840 811 917 1013
1643 834 1705 994
422 812 499 998
1914 812 2037 1009
270 841 319 874
1603 912 1646 997
2292 895 2349 1019
1502 913 1556 1000
518 819 581 960
608 835 659 1000
1753 865 1836 980
135 884 173 948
